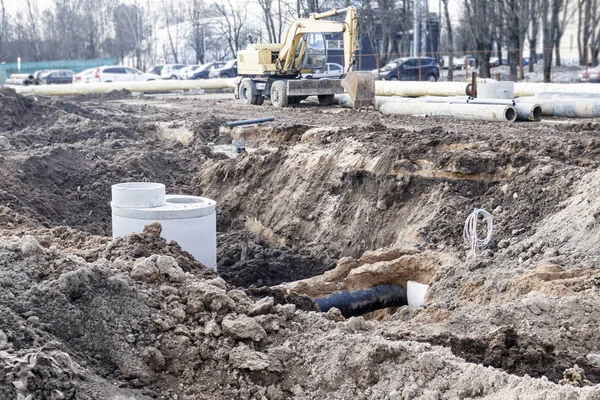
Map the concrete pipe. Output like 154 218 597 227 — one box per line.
11 74 34 80
6 79 31 86
419 95 470 103
380 102 517 122
13 78 237 96
534 92 600 100
467 98 515 106
335 94 415 110
517 98 556 116
515 103 543 121
375 81 467 97
514 83 600 98
553 100 600 118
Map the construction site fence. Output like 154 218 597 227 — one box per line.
0 58 116 86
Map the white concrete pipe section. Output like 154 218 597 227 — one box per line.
13 78 236 96
379 102 517 122
407 281 429 307
477 81 515 99
375 81 468 97
514 82 600 98
374 80 600 98
518 98 600 118
515 103 543 121
111 182 217 271
335 93 414 109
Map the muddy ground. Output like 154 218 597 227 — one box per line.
1 87 600 399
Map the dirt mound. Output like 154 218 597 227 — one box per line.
0 88 55 132
65 89 133 102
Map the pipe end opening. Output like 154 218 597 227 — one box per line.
505 107 517 122
532 105 543 121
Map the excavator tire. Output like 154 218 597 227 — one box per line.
271 81 289 107
318 94 335 106
240 80 262 105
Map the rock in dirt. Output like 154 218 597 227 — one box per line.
130 257 160 282
222 314 267 341
228 343 283 372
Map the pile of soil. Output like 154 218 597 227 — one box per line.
0 88 56 132
1 93 600 398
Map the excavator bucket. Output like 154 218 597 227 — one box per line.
341 71 376 109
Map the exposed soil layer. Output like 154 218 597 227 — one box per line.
1 91 600 398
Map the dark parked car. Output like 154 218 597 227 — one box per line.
146 65 163 75
189 62 226 79
209 60 237 78
41 70 75 84
372 57 439 81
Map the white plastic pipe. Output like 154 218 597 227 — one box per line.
380 102 517 122
407 281 429 307
13 78 236 96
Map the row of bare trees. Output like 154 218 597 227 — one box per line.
0 0 308 68
440 0 600 81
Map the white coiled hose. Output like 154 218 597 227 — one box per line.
463 209 493 255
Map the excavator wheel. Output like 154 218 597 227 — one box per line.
240 80 262 105
271 81 288 107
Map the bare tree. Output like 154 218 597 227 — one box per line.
26 0 41 61
463 0 496 78
187 0 207 63
527 0 541 72
213 0 247 56
553 0 575 66
441 0 453 80
0 0 5 61
258 0 278 43
499 0 531 81
114 3 146 68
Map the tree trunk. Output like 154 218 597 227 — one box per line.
554 43 561 66
542 0 555 82
442 0 453 81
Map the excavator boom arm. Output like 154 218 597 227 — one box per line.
277 6 359 73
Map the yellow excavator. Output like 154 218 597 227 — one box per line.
235 6 375 108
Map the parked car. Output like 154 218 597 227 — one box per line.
501 58 529 66
189 62 226 79
209 60 237 78
454 56 476 69
580 67 600 83
33 70 50 80
41 70 75 84
372 57 439 81
146 65 163 75
73 68 98 84
440 56 462 70
489 57 500 68
303 63 344 79
180 65 201 79
84 66 157 83
161 64 186 80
